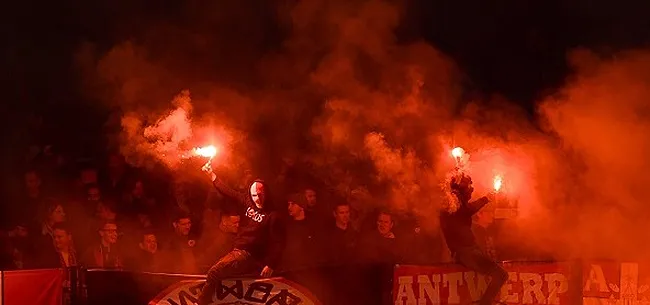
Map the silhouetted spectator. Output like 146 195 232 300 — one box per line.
82 221 123 269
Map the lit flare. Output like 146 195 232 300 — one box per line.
493 175 502 192
451 147 465 159
194 145 218 158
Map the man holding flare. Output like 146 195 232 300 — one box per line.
193 146 284 305
440 147 508 305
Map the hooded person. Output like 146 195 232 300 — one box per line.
439 173 507 305
197 161 284 305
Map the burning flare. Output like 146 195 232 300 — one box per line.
493 175 503 192
451 147 465 159
194 145 218 158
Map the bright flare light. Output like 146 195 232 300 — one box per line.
451 147 465 159
194 145 218 158
493 175 503 192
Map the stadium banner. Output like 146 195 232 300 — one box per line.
582 261 650 305
393 262 573 305
2 269 63 305
148 277 322 305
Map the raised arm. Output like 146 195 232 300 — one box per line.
202 161 247 204
464 196 490 215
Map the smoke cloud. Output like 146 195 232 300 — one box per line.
75 0 650 261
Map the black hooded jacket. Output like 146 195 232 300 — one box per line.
211 178 284 269
439 196 489 254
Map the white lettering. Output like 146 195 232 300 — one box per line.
464 271 488 302
545 273 569 305
520 273 546 304
395 276 416 305
245 207 265 223
417 274 441 305
500 272 519 303
583 264 609 293
443 272 463 304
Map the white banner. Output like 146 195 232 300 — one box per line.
149 277 321 305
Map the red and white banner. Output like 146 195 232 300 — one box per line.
2 269 63 305
149 277 322 305
393 262 572 305
582 261 650 305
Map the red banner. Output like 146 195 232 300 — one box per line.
2 269 63 305
394 262 572 305
582 261 650 305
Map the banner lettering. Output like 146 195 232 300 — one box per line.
149 278 322 305
393 263 572 305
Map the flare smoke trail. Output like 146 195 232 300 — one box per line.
76 0 650 261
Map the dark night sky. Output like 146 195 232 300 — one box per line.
1 0 649 158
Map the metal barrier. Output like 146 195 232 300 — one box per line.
1 260 645 305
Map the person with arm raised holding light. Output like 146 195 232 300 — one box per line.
196 161 284 305
439 174 508 305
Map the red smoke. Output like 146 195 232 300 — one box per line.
76 0 650 262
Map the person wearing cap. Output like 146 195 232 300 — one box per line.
282 193 321 271
439 174 507 305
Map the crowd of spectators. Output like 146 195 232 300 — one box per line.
0 116 527 277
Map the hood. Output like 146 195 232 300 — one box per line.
248 179 269 210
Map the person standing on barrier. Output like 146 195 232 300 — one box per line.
196 161 284 305
440 174 508 305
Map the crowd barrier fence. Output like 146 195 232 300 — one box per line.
0 260 643 305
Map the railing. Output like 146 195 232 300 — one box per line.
0 260 644 305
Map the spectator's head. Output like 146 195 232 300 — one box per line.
249 180 266 209
139 231 158 254
96 201 117 221
12 224 29 238
173 213 192 236
44 200 66 225
10 218 30 238
99 221 119 245
86 184 101 202
219 210 240 234
24 169 41 192
304 188 317 208
376 211 394 237
450 174 474 202
287 193 307 220
333 203 351 226
52 223 73 251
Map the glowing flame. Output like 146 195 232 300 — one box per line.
194 145 218 158
451 147 465 159
493 175 503 192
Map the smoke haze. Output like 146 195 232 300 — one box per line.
76 0 650 261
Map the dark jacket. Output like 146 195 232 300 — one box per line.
211 178 284 269
439 196 489 254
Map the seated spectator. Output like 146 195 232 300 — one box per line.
125 230 162 272
39 199 67 239
51 223 79 268
82 221 123 269
197 210 240 272
3 219 38 269
162 212 198 274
